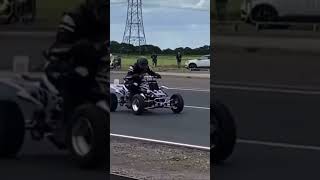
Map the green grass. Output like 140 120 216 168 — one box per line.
115 54 203 72
227 0 243 14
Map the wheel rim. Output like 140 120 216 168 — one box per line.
132 99 140 111
171 97 179 109
71 117 94 156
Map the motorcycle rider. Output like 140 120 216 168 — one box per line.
125 56 161 100
44 0 109 118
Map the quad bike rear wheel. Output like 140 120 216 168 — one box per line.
0 100 25 157
211 99 236 164
67 104 108 168
170 94 184 113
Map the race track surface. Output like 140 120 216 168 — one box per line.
111 73 210 147
213 42 320 179
0 134 108 180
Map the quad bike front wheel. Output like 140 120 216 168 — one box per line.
170 94 184 113
131 94 145 115
0 100 25 157
67 104 108 168
110 93 118 112
211 99 236 164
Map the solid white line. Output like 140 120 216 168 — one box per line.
110 173 137 179
110 133 210 151
185 105 210 110
167 87 210 92
238 139 320 151
214 84 320 95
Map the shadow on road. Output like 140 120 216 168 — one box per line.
0 136 107 180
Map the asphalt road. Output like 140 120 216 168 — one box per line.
0 134 109 180
110 73 210 147
213 43 320 179
213 85 320 179
214 44 320 88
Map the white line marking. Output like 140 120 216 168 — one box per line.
110 173 137 179
167 87 210 92
214 84 320 95
238 139 320 151
110 133 210 151
185 105 210 110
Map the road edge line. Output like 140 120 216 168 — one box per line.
238 139 320 151
110 133 210 151
110 173 139 180
185 105 210 110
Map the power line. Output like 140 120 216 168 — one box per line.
122 0 146 53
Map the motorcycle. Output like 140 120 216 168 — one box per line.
110 75 184 115
211 99 237 164
0 46 109 168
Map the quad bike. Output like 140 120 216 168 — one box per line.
211 99 237 164
0 49 109 168
110 75 184 115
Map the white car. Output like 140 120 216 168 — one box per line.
241 0 320 22
185 55 210 69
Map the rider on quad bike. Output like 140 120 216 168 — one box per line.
125 57 161 100
44 0 109 120
0 0 109 169
42 0 109 155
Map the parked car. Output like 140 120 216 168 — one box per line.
241 0 320 23
185 55 210 69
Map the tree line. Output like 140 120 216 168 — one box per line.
110 41 210 55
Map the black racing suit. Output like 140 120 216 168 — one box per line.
125 63 159 99
44 3 109 119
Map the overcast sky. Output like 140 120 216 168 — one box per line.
111 0 210 50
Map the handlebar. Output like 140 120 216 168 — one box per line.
124 75 160 81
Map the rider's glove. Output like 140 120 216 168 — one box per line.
155 73 161 79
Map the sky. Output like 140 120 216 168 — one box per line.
111 0 210 50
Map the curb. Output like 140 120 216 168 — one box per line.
214 35 320 54
111 71 210 79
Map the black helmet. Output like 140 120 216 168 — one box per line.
86 0 109 26
137 56 149 71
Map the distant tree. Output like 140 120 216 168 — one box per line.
110 41 210 55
